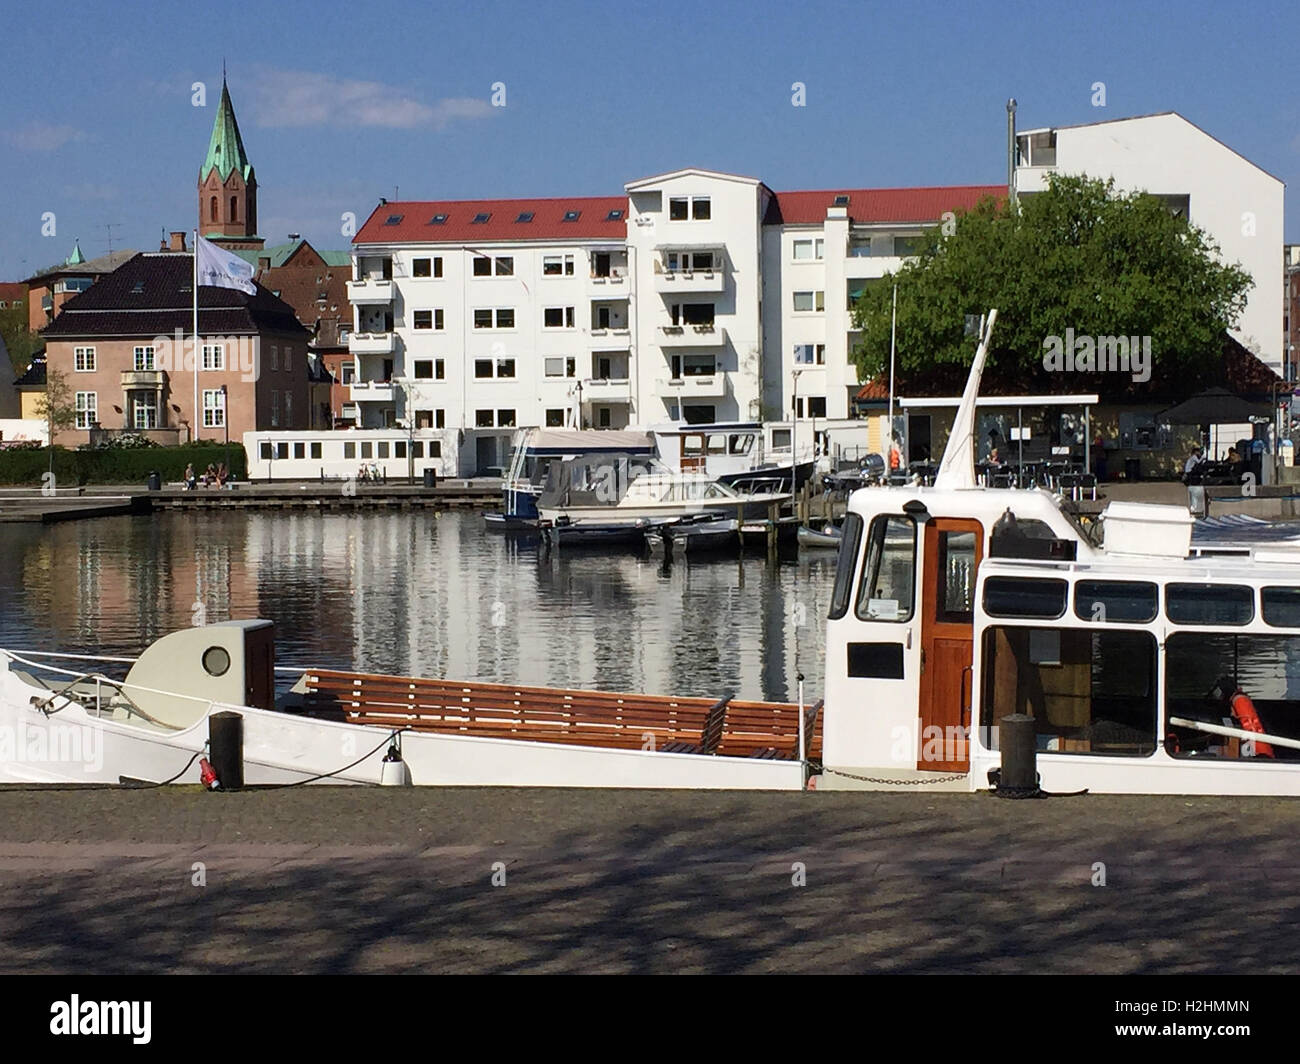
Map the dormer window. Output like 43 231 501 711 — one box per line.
429 213 448 225
833 194 850 207
562 210 581 222
516 211 534 223
472 212 491 224
606 209 624 221
384 215 404 225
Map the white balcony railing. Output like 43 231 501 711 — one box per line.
653 268 725 293
581 377 633 402
349 331 394 355
346 278 394 305
350 381 396 403
658 324 726 347
655 374 726 399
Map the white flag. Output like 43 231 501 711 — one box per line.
195 235 256 294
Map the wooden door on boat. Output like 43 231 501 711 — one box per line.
917 518 983 771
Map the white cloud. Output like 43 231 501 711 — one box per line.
249 69 494 130
4 123 86 152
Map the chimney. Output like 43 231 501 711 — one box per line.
258 256 271 272
170 231 188 252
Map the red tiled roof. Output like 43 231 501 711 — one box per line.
0 282 26 303
854 379 889 401
765 185 1006 226
354 197 630 245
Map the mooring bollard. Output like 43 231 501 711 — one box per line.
996 713 1038 797
209 711 244 791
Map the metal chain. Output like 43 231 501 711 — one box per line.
821 766 967 786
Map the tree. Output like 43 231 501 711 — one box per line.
0 304 40 375
36 367 78 476
850 174 1253 397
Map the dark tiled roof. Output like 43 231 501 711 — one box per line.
41 253 309 339
354 196 629 244
14 354 46 387
24 249 141 285
765 185 1005 226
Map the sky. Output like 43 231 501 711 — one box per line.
1 0 1298 279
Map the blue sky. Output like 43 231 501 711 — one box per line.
2 0 1297 279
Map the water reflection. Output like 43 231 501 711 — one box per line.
0 512 831 702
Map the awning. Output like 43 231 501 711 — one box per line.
1157 387 1266 425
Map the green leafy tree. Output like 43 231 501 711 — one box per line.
0 304 40 375
850 174 1253 397
36 367 79 476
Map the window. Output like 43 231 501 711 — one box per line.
210 196 218 221
983 577 1068 619
283 345 293 371
495 257 513 276
344 441 356 459
75 391 97 429
546 408 565 427
429 213 448 225
294 442 305 459
270 345 279 372
497 409 516 427
543 254 575 276
496 309 514 328
412 258 433 278
849 237 874 258
133 346 155 371
544 306 575 329
360 441 372 459
435 359 445 380
475 360 493 379
822 513 865 620
414 360 434 379
132 392 158 429
562 210 580 222
793 238 825 260
473 309 492 329
393 441 405 459
794 344 826 365
384 214 403 225
793 291 824 313
606 209 624 221
516 211 534 223
270 390 279 427
981 628 1158 757
893 235 923 256
311 443 322 459
472 212 491 224
435 409 445 428
340 363 355 385
855 515 917 622
544 357 576 378
377 441 389 459
669 197 688 220
1165 633 1300 761
497 358 515 378
1074 580 1159 623
202 344 224 370
202 389 225 428
1263 587 1300 628
692 197 711 220
473 257 491 277
413 310 441 330
475 409 494 427
231 196 239 221
671 302 714 326
805 396 827 418
74 346 95 372
833 194 850 207
1166 584 1254 626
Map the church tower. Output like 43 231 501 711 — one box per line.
198 78 264 250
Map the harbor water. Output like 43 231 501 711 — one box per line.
0 511 831 703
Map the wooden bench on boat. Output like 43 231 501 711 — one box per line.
297 669 824 762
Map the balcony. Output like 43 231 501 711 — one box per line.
655 374 727 399
119 369 167 388
350 381 396 403
346 278 394 305
589 326 631 343
350 332 394 355
658 323 726 348
581 378 633 403
589 270 629 290
88 426 183 446
653 268 725 294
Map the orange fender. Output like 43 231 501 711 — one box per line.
1230 692 1275 759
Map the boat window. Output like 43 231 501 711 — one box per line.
729 434 754 455
707 434 727 455
683 434 705 456
936 530 977 624
980 628 1157 757
1262 587 1300 628
1165 633 1300 761
829 513 864 620
1074 580 1158 624
1165 583 1253 626
983 577 1067 619
855 515 916 622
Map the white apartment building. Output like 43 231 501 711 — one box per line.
1015 111 1285 372
349 177 993 473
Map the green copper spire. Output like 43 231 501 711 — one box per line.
66 240 85 265
200 78 253 183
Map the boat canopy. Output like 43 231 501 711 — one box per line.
522 430 654 455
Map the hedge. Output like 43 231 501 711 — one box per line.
0 443 248 485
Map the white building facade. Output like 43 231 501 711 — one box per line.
1016 111 1285 373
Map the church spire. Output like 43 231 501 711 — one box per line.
200 77 253 184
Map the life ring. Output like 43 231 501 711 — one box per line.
1230 691 1275 759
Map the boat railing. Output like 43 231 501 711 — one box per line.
1168 716 1300 753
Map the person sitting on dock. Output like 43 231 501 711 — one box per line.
203 463 217 487
215 463 228 488
184 463 197 491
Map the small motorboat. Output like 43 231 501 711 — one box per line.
798 523 843 549
669 515 740 556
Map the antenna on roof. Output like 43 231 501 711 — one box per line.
99 222 121 255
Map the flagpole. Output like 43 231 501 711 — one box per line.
887 283 897 460
193 230 200 443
